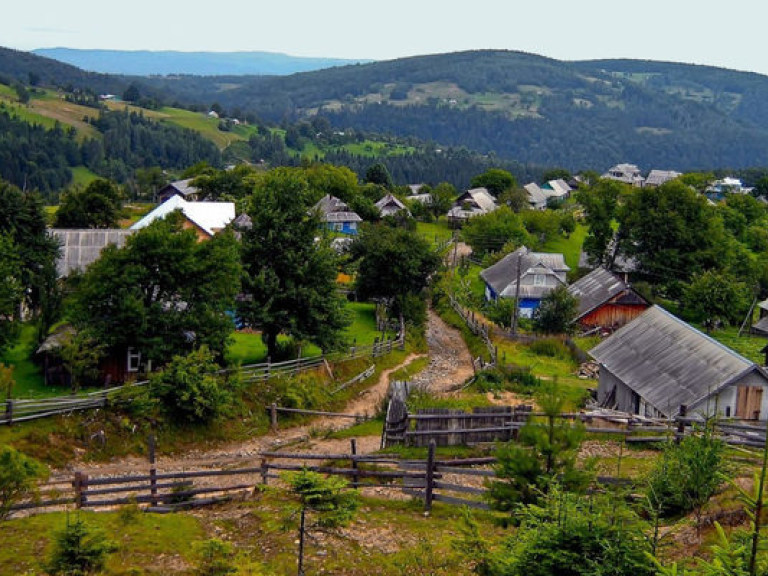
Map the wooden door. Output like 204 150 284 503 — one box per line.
736 386 764 420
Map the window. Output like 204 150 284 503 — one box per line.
334 223 343 231
533 274 546 286
127 348 141 373
349 222 357 231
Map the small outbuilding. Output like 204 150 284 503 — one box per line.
375 193 410 218
591 305 768 420
567 268 649 332
156 178 201 203
131 195 236 240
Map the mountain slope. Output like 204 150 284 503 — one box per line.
32 48 371 76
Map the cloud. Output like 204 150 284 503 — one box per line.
26 27 77 35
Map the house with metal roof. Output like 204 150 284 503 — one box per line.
446 188 497 224
314 194 363 235
480 246 569 318
602 163 645 187
542 179 572 201
523 183 549 210
591 305 768 420
131 195 236 240
156 178 200 203
375 193 410 218
752 298 768 337
644 170 682 188
567 268 649 332
50 228 135 277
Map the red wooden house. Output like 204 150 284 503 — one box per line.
567 268 649 332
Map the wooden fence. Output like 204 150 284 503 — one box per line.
448 295 497 366
0 381 148 426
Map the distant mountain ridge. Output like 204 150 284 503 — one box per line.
32 48 371 76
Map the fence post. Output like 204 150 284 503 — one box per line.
266 356 271 381
350 439 358 488
271 403 278 432
260 458 269 485
676 405 687 444
4 399 12 425
424 439 436 512
73 471 88 508
148 434 158 507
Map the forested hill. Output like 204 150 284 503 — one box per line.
5 47 768 170
32 48 369 76
139 50 768 171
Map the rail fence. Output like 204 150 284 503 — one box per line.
448 295 496 366
2 334 403 426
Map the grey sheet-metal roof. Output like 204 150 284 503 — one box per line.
524 183 548 207
51 228 134 277
376 193 410 216
590 305 766 417
645 170 682 187
567 268 643 319
480 247 569 297
752 316 768 336
314 195 363 223
758 298 768 313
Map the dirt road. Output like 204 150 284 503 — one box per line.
54 309 475 480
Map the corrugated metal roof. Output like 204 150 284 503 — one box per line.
131 195 235 236
645 170 682 187
568 268 634 319
313 195 363 223
480 247 569 297
524 183 548 207
590 305 765 416
324 211 363 223
752 316 768 336
375 194 410 216
50 228 134 277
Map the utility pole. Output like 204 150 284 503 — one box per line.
510 250 523 335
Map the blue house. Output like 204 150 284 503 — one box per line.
479 247 569 318
314 195 363 235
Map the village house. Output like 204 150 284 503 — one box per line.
591 305 768 420
523 183 549 210
375 193 411 218
156 178 200 203
752 298 768 337
643 169 682 188
541 179 572 202
567 268 649 332
479 246 569 317
602 163 645 187
313 194 363 235
446 187 497 224
131 194 236 240
49 228 134 278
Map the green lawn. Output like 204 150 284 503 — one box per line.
70 165 100 187
0 324 47 398
540 223 587 270
698 325 767 364
415 219 453 245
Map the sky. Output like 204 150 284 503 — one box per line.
4 0 768 76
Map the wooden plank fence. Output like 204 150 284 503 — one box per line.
0 381 149 426
448 295 497 365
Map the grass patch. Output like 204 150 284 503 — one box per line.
698 324 766 364
0 510 204 575
70 165 100 187
415 219 453 244
0 324 47 397
389 356 429 382
327 417 384 439
540 222 587 270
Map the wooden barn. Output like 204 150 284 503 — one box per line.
567 268 649 332
591 306 768 420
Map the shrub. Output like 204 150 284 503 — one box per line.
45 515 116 575
194 538 236 576
0 445 45 520
150 346 231 423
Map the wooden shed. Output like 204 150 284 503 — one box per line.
590 305 768 420
567 268 649 332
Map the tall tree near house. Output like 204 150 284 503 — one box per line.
69 212 241 368
470 168 516 197
0 234 22 352
533 285 579 335
53 178 123 229
576 179 623 267
0 179 60 330
683 270 751 333
239 168 350 359
350 224 441 326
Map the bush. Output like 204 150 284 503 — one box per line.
528 338 570 359
0 445 45 520
45 515 116 575
194 538 236 576
150 346 231 424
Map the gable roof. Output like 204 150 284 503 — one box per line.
313 194 363 223
567 268 646 319
590 305 767 416
375 193 409 215
644 170 682 187
50 228 134 277
131 195 236 236
447 187 498 220
159 178 198 199
480 246 569 299
542 179 572 198
523 183 549 207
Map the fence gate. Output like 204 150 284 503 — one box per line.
382 381 410 448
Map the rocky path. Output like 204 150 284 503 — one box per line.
52 309 475 481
